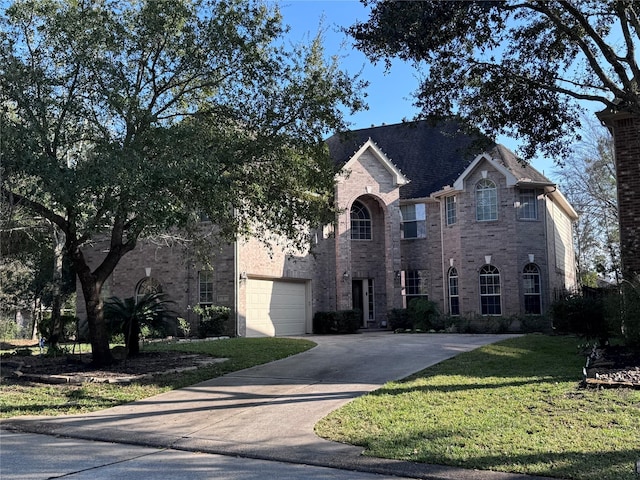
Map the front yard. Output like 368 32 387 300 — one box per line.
315 335 640 480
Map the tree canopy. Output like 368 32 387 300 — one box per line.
1 0 365 365
349 0 640 161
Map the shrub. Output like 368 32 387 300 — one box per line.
616 279 640 348
388 308 410 331
37 314 78 342
550 293 609 344
407 298 439 331
193 305 231 337
519 315 551 334
313 310 361 334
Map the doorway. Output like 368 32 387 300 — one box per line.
352 279 374 327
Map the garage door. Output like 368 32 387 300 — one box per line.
246 279 307 337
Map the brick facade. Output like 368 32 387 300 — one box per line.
77 122 578 336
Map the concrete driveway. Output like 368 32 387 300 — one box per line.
3 333 548 480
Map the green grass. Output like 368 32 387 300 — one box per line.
0 337 315 418
315 335 640 480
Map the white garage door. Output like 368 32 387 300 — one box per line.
246 279 307 337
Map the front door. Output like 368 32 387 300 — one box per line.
352 279 374 327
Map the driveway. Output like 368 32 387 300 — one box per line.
4 333 543 480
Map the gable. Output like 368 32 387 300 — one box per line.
326 119 494 199
339 138 409 187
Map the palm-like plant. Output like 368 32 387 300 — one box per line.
104 292 177 356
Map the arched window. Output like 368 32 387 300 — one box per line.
479 264 501 315
476 179 497 221
135 277 162 304
350 200 372 240
448 267 460 316
523 263 542 314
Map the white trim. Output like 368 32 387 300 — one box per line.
340 138 410 187
453 153 518 190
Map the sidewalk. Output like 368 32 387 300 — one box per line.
2 333 558 480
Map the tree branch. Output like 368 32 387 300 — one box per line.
1 187 69 236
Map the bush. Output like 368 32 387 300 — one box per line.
519 315 551 334
407 298 439 331
616 279 640 348
37 314 78 342
0 317 19 341
193 304 231 337
550 293 609 344
388 308 410 331
313 310 361 334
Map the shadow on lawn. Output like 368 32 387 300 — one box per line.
364 439 639 480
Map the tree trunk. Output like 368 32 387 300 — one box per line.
76 268 113 366
126 319 141 356
48 225 66 348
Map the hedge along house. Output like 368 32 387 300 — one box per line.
76 120 578 337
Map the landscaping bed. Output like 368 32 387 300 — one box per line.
584 344 640 388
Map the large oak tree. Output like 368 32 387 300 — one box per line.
349 1 639 160
1 0 365 365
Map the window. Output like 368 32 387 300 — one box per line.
519 189 538 220
523 263 542 314
199 270 214 305
135 277 162 304
476 179 497 221
350 200 372 240
405 270 428 306
445 196 457 225
479 264 501 315
400 204 426 239
448 267 460 316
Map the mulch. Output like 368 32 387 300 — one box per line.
1 349 222 384
583 344 640 388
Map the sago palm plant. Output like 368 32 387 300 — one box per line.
104 292 177 356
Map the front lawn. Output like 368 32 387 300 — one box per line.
0 337 315 418
315 335 640 480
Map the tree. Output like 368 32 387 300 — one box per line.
1 0 365 366
348 1 639 161
555 120 619 287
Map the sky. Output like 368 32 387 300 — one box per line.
276 0 586 180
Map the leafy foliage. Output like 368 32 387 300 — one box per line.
349 1 640 161
1 0 365 365
191 304 231 338
104 292 177 356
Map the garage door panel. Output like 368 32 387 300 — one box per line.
246 279 306 337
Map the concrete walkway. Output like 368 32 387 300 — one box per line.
2 333 557 480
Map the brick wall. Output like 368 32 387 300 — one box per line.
598 111 640 278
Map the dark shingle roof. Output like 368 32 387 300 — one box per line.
490 144 554 186
326 119 495 199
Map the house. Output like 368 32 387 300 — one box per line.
76 120 578 336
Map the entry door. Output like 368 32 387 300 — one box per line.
352 279 374 327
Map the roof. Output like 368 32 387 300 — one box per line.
490 144 554 186
326 119 495 199
326 120 559 200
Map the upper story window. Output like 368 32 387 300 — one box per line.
400 203 426 239
518 189 538 220
445 195 457 226
199 270 214 305
479 264 501 315
350 200 372 240
476 179 497 221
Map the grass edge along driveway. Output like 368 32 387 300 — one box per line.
0 338 315 419
315 335 640 480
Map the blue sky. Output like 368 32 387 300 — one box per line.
277 0 568 179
